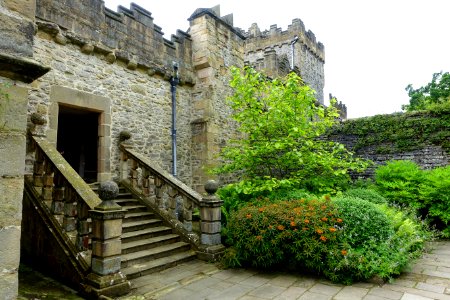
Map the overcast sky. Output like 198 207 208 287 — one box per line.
103 0 450 119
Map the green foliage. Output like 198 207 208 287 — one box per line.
223 195 430 284
375 161 450 237
342 188 387 205
403 71 450 111
215 67 369 195
375 160 424 208
218 184 317 229
418 166 450 237
333 197 393 246
224 197 343 270
329 105 450 155
326 198 430 283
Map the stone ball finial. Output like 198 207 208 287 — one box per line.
204 180 219 195
119 130 132 142
98 181 119 201
30 112 47 125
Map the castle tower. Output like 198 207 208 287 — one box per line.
244 19 325 103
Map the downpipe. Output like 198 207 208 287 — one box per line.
170 62 179 177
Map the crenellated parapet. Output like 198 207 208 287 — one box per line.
35 0 196 84
245 18 325 63
244 18 325 103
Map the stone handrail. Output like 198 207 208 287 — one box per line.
119 143 202 242
30 135 102 253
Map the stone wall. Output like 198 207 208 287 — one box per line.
28 30 195 185
328 110 450 178
188 6 245 191
23 1 327 194
244 19 325 103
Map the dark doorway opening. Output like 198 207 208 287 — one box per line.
57 105 99 183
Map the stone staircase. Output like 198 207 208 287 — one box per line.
93 185 197 280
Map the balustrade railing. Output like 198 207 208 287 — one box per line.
29 136 102 259
119 143 202 242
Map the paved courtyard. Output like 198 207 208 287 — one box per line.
121 240 450 300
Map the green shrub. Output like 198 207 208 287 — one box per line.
325 198 430 283
333 197 393 247
223 195 430 284
375 160 450 237
343 188 387 205
419 166 450 237
224 197 342 270
375 160 424 208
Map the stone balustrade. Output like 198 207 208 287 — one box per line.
119 143 202 236
119 142 225 259
31 136 101 252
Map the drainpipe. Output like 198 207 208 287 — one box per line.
170 62 180 177
290 35 299 70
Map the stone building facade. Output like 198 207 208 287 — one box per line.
23 1 326 193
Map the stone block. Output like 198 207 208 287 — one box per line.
201 221 221 234
92 238 122 257
84 272 130 296
41 186 53 200
0 85 28 132
91 256 121 275
201 233 221 245
0 177 23 227
0 272 19 300
77 220 90 235
51 200 64 215
0 225 21 270
0 12 34 57
64 202 78 217
4 0 36 20
63 216 76 232
91 219 122 240
200 206 221 222
77 235 90 251
0 133 25 177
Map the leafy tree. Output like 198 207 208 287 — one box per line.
215 67 368 195
403 71 450 111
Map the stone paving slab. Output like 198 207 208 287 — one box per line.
119 241 450 300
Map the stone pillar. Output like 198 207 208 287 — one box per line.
0 0 48 298
83 181 130 298
197 180 225 261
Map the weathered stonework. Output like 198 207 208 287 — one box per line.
244 19 325 103
189 7 245 191
0 83 29 300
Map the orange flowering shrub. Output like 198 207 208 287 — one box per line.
223 195 431 285
224 197 345 271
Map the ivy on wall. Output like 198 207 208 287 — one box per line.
328 102 450 155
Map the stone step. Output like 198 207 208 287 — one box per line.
122 219 163 233
121 234 181 255
122 250 197 280
122 204 148 213
122 226 173 243
124 211 155 222
114 198 140 206
116 192 133 199
121 242 191 268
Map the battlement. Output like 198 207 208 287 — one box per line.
245 18 324 62
188 5 246 40
35 0 195 82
